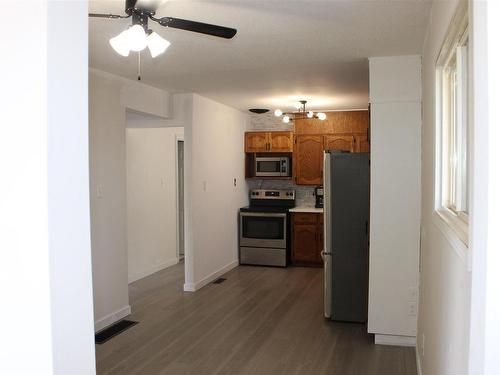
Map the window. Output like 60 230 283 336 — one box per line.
436 3 469 243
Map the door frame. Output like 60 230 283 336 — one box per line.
175 134 185 263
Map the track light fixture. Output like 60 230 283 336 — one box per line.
274 100 326 123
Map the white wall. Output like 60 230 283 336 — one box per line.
418 1 472 374
368 56 422 345
0 1 96 374
126 120 183 283
469 2 500 375
90 71 131 332
183 95 249 290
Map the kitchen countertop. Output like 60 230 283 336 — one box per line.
289 207 324 213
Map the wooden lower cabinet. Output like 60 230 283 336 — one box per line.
292 212 323 266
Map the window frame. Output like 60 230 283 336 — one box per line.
434 2 470 245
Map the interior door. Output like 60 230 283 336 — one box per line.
177 140 184 259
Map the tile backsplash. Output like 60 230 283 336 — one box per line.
247 179 317 208
247 113 316 207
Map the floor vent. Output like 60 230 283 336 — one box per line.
213 277 227 284
95 320 138 345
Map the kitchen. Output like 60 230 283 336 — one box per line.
240 107 370 322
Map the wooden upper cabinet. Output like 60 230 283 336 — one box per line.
295 135 323 185
245 132 270 152
324 135 354 152
270 132 293 152
355 134 370 153
295 110 369 135
245 131 293 153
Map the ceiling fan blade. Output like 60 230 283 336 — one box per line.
89 13 129 19
156 17 237 39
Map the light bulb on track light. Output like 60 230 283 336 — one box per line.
317 112 327 120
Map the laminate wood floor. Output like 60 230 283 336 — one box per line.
95 263 417 375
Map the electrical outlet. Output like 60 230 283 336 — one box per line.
408 302 417 316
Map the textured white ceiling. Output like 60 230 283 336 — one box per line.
89 0 431 112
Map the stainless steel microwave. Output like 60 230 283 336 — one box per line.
255 156 290 177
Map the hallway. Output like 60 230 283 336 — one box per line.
96 264 417 375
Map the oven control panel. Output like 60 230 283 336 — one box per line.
249 189 295 200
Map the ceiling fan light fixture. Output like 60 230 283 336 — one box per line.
147 31 171 58
126 24 148 52
109 31 131 57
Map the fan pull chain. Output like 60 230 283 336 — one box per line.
137 51 141 81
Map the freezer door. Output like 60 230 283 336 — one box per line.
323 151 332 318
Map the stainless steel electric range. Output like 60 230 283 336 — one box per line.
239 189 295 267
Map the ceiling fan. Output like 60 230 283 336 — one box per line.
90 0 237 59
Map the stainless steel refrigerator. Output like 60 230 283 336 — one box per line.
323 151 370 322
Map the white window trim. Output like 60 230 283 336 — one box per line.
434 1 470 247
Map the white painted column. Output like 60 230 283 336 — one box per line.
368 56 422 346
0 1 95 374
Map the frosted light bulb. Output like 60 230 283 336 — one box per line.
317 112 327 121
274 109 282 117
147 31 171 58
307 111 314 118
283 115 290 123
109 30 130 57
126 24 147 52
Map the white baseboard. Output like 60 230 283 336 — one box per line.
94 305 131 332
128 257 179 284
416 344 423 375
374 334 416 347
183 260 238 292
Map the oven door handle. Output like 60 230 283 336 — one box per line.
240 212 287 218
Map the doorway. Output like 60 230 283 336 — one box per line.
177 138 185 261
